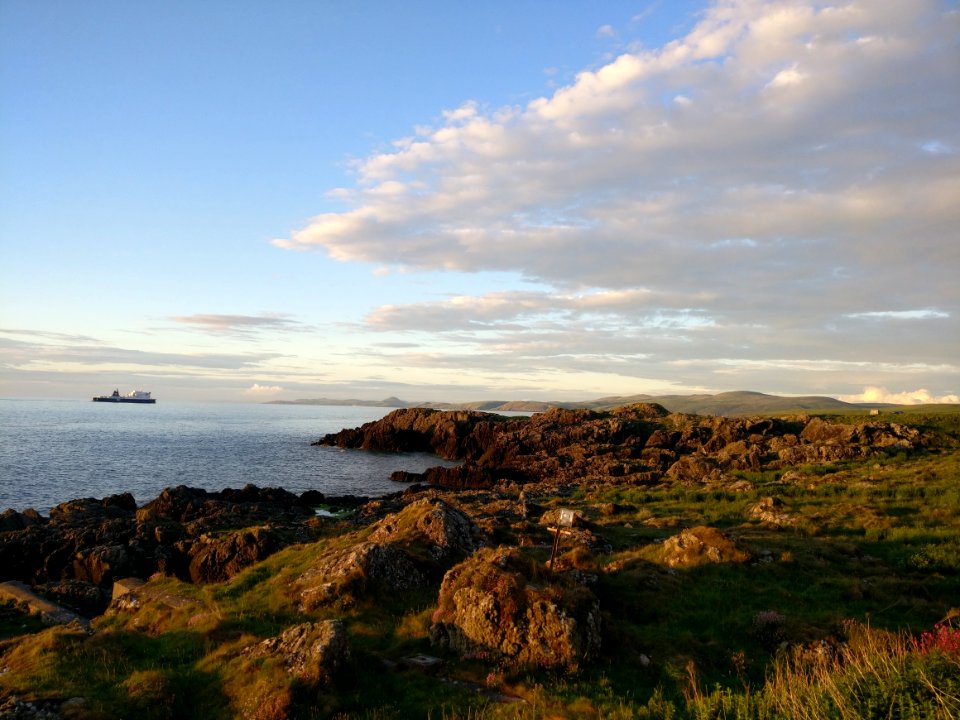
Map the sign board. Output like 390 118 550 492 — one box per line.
558 508 577 527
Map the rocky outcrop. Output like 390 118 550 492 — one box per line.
368 498 484 563
748 496 796 527
430 546 601 670
297 541 428 610
243 620 350 683
316 407 509 460
186 526 281 584
0 484 324 596
295 498 485 609
319 406 932 491
0 405 935 627
659 526 753 568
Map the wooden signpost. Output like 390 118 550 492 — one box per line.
548 508 577 571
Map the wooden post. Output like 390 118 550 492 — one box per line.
548 527 563 571
548 508 577 572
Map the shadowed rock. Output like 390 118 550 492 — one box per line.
186 526 281 584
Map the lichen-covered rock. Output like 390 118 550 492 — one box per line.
244 620 350 683
748 496 796 527
296 542 426 610
659 526 752 567
368 498 484 562
666 455 724 484
430 547 601 670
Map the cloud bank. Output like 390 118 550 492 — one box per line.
841 387 960 406
274 0 959 399
169 313 311 335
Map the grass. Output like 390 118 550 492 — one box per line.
1 413 958 718
0 599 48 641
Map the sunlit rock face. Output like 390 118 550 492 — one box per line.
430 546 601 670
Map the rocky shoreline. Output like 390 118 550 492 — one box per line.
0 405 934 621
0 484 377 616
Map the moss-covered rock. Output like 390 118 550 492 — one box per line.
430 546 601 670
659 526 752 568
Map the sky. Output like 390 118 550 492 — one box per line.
1 0 958 405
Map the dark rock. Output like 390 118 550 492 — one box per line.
72 543 131 585
317 405 931 493
0 484 317 594
422 464 503 489
299 489 326 506
135 486 213 523
35 579 110 617
0 508 47 533
187 526 281 583
316 407 508 460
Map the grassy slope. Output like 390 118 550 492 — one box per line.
1 411 958 718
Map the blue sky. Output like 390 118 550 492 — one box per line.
2 0 958 404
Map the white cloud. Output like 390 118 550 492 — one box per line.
442 101 479 123
840 387 960 405
597 24 617 39
273 0 959 398
244 383 284 397
766 63 807 88
169 313 312 335
844 309 950 321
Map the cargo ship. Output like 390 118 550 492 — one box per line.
92 389 156 404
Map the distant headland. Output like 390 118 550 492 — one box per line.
267 390 959 416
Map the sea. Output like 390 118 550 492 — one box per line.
0 399 456 514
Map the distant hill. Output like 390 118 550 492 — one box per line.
578 391 866 416
267 390 906 416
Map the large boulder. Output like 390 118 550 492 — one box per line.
368 498 484 563
748 496 796 527
243 620 350 683
0 508 47 532
72 543 132 585
186 526 281 584
296 542 427 610
659 526 752 568
430 547 601 670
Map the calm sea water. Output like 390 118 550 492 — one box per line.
0 399 453 514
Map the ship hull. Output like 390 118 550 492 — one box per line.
92 397 156 404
